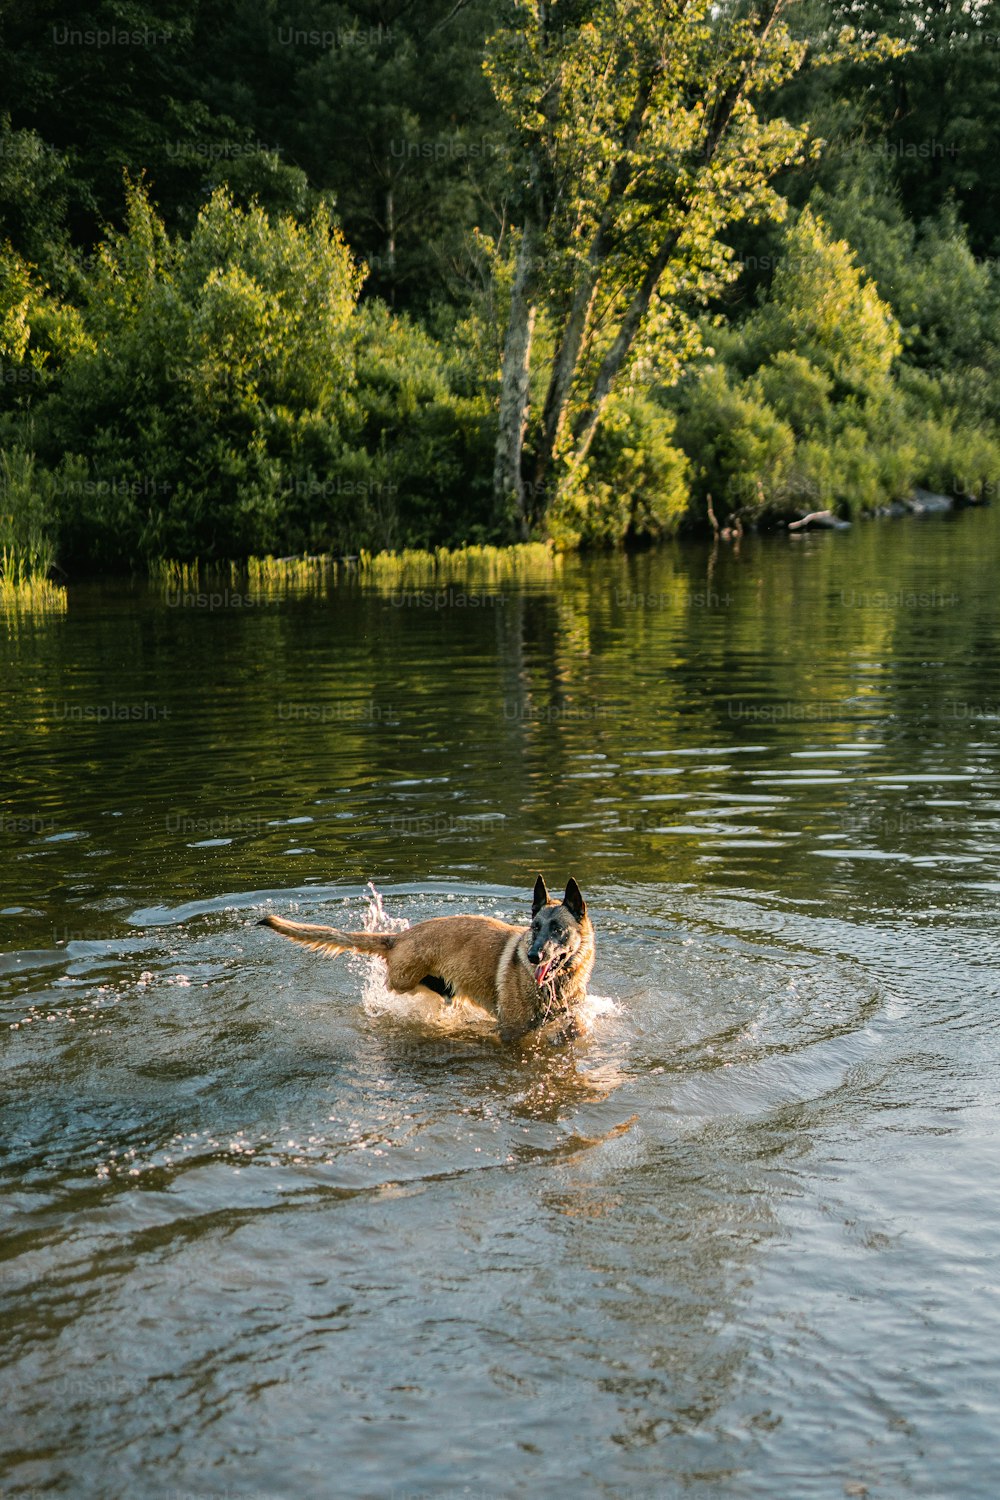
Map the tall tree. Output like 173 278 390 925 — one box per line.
485 0 811 530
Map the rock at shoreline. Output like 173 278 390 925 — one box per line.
908 488 953 514
872 500 910 518
873 488 989 517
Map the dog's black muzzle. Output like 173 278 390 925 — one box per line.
528 942 566 984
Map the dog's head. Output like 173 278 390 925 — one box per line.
527 874 589 985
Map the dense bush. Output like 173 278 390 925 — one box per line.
0 183 500 568
672 367 796 524
547 395 691 548
741 209 902 399
665 203 1000 522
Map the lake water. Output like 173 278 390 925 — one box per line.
3 509 1000 1498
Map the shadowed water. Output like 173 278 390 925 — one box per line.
3 509 1000 1498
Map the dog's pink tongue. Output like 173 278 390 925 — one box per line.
534 960 551 984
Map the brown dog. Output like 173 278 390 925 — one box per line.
259 874 595 1042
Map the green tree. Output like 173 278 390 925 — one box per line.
36 181 362 564
772 0 1000 255
743 206 901 396
485 0 811 535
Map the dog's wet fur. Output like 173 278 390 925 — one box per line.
259 874 595 1043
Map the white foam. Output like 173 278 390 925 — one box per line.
579 993 619 1026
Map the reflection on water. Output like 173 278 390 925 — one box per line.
3 510 1000 1497
4 510 999 930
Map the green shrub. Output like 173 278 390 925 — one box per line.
32 181 364 565
754 352 833 437
0 243 90 406
744 208 901 399
547 394 690 547
905 417 1000 499
0 446 58 578
9 182 512 568
351 302 498 548
673 367 795 523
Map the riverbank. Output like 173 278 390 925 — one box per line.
4 489 991 615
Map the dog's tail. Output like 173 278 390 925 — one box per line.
258 914 398 959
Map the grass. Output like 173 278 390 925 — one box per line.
356 542 560 584
0 544 67 617
150 542 563 596
0 450 68 617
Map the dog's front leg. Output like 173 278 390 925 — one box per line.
496 986 539 1043
536 1014 581 1046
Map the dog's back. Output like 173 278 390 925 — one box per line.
377 913 523 1012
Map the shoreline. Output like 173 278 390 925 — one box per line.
2 488 989 604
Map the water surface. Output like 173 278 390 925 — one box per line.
3 510 1000 1497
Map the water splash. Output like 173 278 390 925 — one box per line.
578 993 619 1028
360 880 409 938
353 882 457 1025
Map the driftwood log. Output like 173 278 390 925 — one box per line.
787 510 851 532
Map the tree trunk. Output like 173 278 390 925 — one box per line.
385 188 396 276
532 75 656 497
531 273 599 496
566 229 680 470
493 221 537 538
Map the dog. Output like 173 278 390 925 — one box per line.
259 874 595 1043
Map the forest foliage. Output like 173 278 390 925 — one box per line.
2 0 1000 572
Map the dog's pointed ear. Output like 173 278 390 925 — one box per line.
532 873 549 916
563 877 587 921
